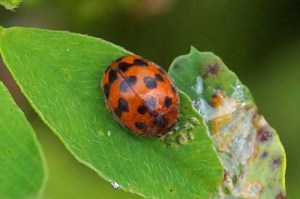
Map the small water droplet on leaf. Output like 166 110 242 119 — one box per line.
111 182 120 189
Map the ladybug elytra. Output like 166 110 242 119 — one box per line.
101 55 179 136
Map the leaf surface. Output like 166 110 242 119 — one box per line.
0 82 46 199
0 27 223 199
169 47 286 198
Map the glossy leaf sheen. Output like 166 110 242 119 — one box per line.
0 27 223 198
0 82 46 199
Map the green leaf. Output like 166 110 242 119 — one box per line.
169 47 254 107
0 82 46 199
0 27 223 198
0 0 21 10
169 47 286 198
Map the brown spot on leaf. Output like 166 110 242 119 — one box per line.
211 91 226 107
257 127 273 142
261 151 268 159
223 170 230 182
272 157 282 168
203 63 220 78
276 191 286 199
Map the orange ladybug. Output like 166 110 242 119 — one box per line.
101 55 180 136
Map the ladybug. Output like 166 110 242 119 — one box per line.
101 55 180 136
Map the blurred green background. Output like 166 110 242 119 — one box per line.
0 1 299 198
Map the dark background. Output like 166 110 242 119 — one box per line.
0 1 299 198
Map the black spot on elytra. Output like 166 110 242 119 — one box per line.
126 76 137 85
118 98 129 112
164 96 172 108
257 127 273 142
135 122 147 129
137 105 148 115
119 81 129 92
103 84 110 99
154 113 168 129
145 97 157 110
155 74 165 82
114 108 122 118
171 85 176 93
118 62 133 72
108 69 118 84
119 76 137 92
133 58 149 66
144 76 157 89
114 98 129 118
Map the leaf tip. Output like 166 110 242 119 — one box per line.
190 45 198 52
189 46 221 60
